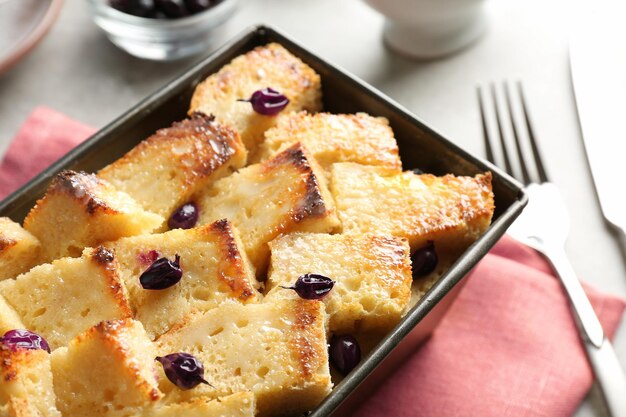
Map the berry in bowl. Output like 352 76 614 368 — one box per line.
87 0 238 60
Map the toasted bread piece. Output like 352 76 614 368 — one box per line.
104 219 260 340
330 163 495 253
0 247 132 350
0 295 23 334
189 43 322 156
23 171 163 263
156 299 331 417
0 218 41 281
149 393 256 417
256 112 402 171
196 143 340 276
0 346 61 417
51 319 162 417
265 233 412 333
98 113 247 220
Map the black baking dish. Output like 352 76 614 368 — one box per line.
0 25 527 417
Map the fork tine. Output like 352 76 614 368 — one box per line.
477 86 495 164
518 81 549 182
504 81 531 185
490 83 514 176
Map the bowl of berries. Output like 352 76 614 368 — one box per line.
87 0 238 60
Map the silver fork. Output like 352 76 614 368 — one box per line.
478 81 626 417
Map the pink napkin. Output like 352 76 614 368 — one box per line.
2 107 625 417
0 107 96 199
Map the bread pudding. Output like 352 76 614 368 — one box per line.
0 218 41 281
0 42 495 417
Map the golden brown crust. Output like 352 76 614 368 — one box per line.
76 319 162 402
290 300 327 378
87 248 133 318
0 345 46 383
207 219 256 301
100 113 244 189
50 171 116 216
262 143 331 223
0 237 16 253
190 43 320 115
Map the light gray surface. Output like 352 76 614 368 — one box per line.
1 0 624 415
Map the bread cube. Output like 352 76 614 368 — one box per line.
196 143 340 275
0 247 132 350
256 112 402 171
0 295 23 334
23 171 163 263
189 43 322 156
156 299 331 417
0 346 61 417
330 163 495 253
265 233 412 333
149 393 256 417
0 218 41 281
105 219 260 340
98 113 247 219
51 319 162 417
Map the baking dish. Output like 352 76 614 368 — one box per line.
0 25 527 417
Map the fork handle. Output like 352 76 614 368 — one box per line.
542 244 626 416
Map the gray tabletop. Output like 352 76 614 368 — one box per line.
1 0 624 415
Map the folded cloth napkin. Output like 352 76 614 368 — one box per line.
0 106 96 200
1 107 625 417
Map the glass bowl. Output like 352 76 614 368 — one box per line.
87 0 238 61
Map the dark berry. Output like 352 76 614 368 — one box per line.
411 168 424 175
140 255 183 290
1 330 50 353
411 241 438 277
168 202 199 230
280 274 335 300
156 353 210 390
184 0 212 13
109 0 156 17
238 88 289 116
155 0 189 17
329 334 361 375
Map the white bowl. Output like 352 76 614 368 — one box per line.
363 0 487 59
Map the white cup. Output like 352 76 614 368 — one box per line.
363 0 488 59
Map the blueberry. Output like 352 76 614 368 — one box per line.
156 352 210 390
411 241 438 277
184 0 212 13
238 88 290 116
280 274 335 300
109 0 156 17
329 334 361 375
139 255 183 290
1 329 50 353
155 0 190 17
168 202 199 230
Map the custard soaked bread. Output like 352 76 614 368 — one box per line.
0 218 41 281
104 219 260 340
256 112 402 171
51 319 162 417
98 113 246 220
0 247 132 350
23 171 163 263
0 346 61 417
189 43 322 155
330 163 495 254
148 393 256 417
196 143 340 275
0 295 23 334
265 233 412 333
156 299 331 417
